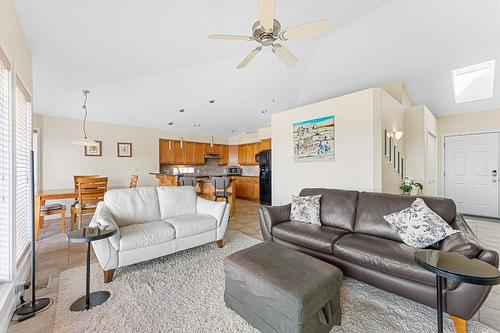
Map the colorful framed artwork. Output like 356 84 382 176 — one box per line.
84 141 102 156
117 142 132 157
293 116 335 161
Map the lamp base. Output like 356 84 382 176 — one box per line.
15 298 51 316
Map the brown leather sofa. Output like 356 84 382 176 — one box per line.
259 188 499 322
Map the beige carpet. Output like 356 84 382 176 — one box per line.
54 231 497 333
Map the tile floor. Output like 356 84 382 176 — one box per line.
6 201 500 332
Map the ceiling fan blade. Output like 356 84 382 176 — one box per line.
237 46 262 69
272 44 298 68
259 0 275 32
280 19 330 41
208 34 254 41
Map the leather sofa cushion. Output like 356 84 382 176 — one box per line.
119 221 175 251
334 234 438 287
105 187 161 226
300 188 359 232
157 186 197 219
272 222 349 254
163 213 217 238
354 192 457 242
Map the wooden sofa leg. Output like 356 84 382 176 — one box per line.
216 240 224 248
104 269 115 283
449 315 466 333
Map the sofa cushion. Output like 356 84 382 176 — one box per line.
299 188 359 232
157 186 197 219
104 187 160 227
163 213 217 238
354 192 456 242
119 221 175 251
333 233 438 287
272 221 349 254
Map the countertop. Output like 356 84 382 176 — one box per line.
149 172 259 178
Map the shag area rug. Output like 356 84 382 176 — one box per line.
54 231 497 333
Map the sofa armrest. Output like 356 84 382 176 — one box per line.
89 202 120 251
196 197 226 227
437 214 488 259
259 204 291 240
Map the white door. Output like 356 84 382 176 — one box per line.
425 132 437 196
445 133 499 217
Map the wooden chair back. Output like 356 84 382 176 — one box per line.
73 175 98 192
77 177 108 209
129 175 139 188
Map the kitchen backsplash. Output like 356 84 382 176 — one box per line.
160 158 260 176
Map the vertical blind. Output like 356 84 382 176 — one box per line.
0 50 11 281
15 79 31 262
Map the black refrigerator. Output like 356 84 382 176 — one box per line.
258 149 272 205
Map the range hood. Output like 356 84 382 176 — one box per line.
204 153 221 159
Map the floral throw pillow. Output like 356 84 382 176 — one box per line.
383 198 460 248
290 195 322 225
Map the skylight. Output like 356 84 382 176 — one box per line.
452 60 495 103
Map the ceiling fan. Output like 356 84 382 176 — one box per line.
208 0 329 69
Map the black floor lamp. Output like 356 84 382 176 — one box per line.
15 151 50 316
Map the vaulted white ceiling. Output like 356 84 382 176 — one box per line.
13 0 500 137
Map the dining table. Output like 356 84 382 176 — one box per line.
35 186 125 240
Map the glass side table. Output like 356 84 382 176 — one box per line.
415 250 500 333
67 227 117 311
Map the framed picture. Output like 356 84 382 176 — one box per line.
293 115 335 162
117 142 132 157
84 141 102 156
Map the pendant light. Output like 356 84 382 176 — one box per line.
179 108 185 148
167 122 173 150
210 136 214 148
72 89 98 146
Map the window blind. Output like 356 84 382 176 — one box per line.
0 51 11 281
32 129 39 193
15 79 31 262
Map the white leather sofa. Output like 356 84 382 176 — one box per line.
89 186 229 282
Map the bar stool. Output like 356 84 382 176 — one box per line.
179 176 201 195
212 177 231 202
39 203 67 236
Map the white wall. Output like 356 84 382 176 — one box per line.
379 89 405 194
227 126 271 145
271 89 380 205
35 114 228 190
437 109 500 196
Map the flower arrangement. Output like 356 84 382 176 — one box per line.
400 177 423 195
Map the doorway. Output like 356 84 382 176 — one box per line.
444 132 499 218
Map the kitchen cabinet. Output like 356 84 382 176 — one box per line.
217 144 229 165
173 140 186 164
238 142 261 165
159 139 175 164
238 145 248 164
234 176 259 201
228 145 238 165
260 139 271 150
185 142 206 165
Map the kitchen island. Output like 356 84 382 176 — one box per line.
150 173 236 217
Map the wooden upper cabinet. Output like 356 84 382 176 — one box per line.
159 139 175 164
205 143 217 155
194 142 206 165
173 140 186 164
260 139 271 150
218 145 229 165
228 145 238 165
185 141 195 165
238 144 248 164
246 143 257 164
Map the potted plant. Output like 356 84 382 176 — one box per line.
400 177 423 195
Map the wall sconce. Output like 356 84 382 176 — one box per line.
387 130 403 145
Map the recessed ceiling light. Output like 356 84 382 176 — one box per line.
261 109 268 114
209 99 215 104
168 122 173 126
452 60 495 104
179 108 185 113
193 123 201 127
231 129 237 133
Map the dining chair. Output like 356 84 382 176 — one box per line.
39 203 67 236
70 177 108 230
72 175 98 206
129 175 139 188
212 177 231 202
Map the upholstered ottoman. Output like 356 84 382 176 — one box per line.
224 241 342 333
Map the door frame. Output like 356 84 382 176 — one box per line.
442 130 500 217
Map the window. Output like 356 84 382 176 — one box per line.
0 49 11 281
15 79 31 262
32 129 40 193
452 60 496 104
